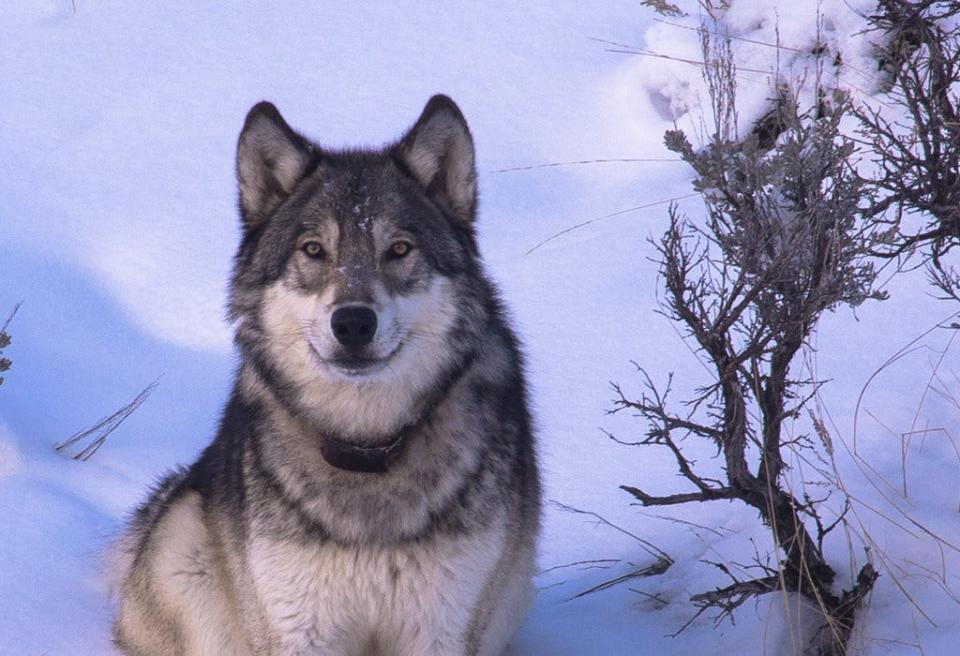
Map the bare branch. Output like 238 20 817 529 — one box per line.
607 14 884 653
568 559 673 601
620 485 736 507
0 302 22 387
551 501 674 565
689 574 781 625
55 379 160 461
857 0 960 299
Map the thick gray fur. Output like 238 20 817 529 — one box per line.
110 95 541 656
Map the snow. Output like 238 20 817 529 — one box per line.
2 1 959 654
0 424 22 480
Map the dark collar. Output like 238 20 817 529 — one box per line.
320 432 406 473
247 346 479 474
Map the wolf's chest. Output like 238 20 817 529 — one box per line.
246 522 505 653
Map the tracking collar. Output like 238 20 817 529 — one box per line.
320 432 406 473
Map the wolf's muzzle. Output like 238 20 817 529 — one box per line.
331 306 378 349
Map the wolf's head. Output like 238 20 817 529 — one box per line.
229 96 494 442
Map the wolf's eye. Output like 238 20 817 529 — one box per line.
302 241 325 259
387 241 413 260
388 241 413 259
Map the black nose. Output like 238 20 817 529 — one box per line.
330 306 378 349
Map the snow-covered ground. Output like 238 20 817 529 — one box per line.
1 2 958 654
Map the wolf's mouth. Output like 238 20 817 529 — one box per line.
308 340 403 378
331 354 388 376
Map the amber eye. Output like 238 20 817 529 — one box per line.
302 241 325 259
388 241 413 259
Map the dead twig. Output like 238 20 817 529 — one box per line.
55 379 160 461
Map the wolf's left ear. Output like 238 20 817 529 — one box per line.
236 102 313 231
396 95 477 225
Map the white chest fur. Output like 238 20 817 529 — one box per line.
247 519 507 656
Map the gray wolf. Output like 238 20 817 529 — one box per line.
110 95 541 655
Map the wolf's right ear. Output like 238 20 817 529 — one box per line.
396 95 477 226
236 102 313 231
